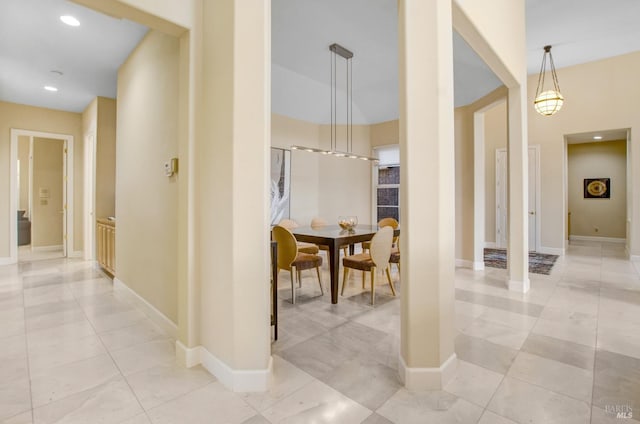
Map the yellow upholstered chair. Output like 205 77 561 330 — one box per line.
272 225 323 304
278 218 320 254
341 226 395 305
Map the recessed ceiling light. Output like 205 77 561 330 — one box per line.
60 15 80 26
44 86 58 92
593 136 603 140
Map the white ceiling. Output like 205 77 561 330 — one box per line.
0 0 147 113
2 0 640 123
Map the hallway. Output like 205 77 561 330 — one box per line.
0 241 638 423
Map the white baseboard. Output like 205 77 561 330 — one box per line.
630 255 640 262
569 235 626 243
113 277 178 339
0 257 15 266
32 245 63 252
508 278 530 293
537 246 565 255
472 261 485 271
455 259 485 271
68 250 83 258
176 341 202 368
484 242 498 248
200 346 272 392
176 341 272 392
455 259 473 268
399 353 457 391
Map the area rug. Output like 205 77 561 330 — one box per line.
484 248 559 275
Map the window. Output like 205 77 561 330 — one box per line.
374 146 400 222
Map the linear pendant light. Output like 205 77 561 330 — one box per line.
292 43 379 163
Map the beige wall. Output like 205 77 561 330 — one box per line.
31 138 64 247
116 30 180 323
0 101 83 258
370 120 399 147
271 114 373 226
18 136 30 214
568 140 627 238
96 97 117 218
528 51 640 254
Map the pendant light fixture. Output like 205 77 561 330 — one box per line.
292 43 378 162
534 45 564 116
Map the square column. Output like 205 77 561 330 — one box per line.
398 0 457 390
507 86 530 292
193 0 272 391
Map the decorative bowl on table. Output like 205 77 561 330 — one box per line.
338 216 358 232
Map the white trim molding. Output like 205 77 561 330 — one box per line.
68 250 84 258
508 278 530 293
113 278 178 339
175 342 272 392
630 255 640 262
200 347 272 392
0 257 15 266
484 242 498 248
569 235 626 244
399 353 457 391
32 245 64 252
538 246 565 255
454 259 485 271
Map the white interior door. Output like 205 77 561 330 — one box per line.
496 149 508 248
528 147 538 251
84 133 96 260
496 146 539 251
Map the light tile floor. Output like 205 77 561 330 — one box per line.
0 240 638 423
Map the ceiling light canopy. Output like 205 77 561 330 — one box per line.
593 136 603 140
291 43 378 163
60 15 80 27
534 45 564 116
44 86 58 92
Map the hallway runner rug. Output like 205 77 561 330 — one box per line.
484 248 559 275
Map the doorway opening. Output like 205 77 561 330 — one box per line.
564 129 629 249
10 129 74 263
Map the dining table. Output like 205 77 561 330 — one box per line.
291 224 400 304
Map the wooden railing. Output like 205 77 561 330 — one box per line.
97 218 115 276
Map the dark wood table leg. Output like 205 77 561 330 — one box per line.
329 240 340 304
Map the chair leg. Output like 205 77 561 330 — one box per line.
341 267 350 295
297 270 302 288
362 271 366 289
370 267 376 306
386 267 396 296
290 268 296 304
316 266 323 295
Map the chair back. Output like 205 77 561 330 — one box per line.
369 226 393 269
272 225 299 270
378 217 399 229
378 217 399 247
278 218 299 230
310 217 328 229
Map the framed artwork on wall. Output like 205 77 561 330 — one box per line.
584 178 610 198
270 148 290 225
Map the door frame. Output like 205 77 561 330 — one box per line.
495 145 541 252
84 132 97 261
10 129 74 263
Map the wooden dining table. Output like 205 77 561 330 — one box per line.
291 224 400 304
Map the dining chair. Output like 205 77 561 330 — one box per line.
310 217 349 258
272 225 323 304
341 226 395 305
278 218 320 254
363 217 400 275
362 217 399 252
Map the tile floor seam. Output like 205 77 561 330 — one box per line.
19 262 36 424
71 272 150 420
